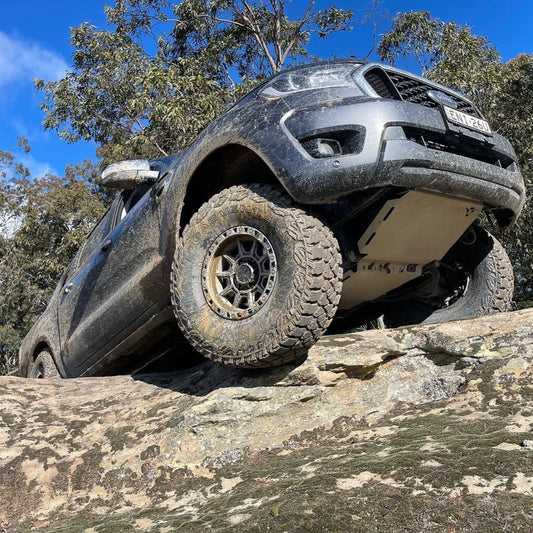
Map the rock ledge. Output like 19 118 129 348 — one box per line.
1 310 532 531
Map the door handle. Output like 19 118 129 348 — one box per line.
100 238 113 253
63 282 73 294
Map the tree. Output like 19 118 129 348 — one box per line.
0 143 107 374
493 54 533 307
37 0 354 164
378 12 533 308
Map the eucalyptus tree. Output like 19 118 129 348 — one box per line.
0 144 107 374
37 0 354 163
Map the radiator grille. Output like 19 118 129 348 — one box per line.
404 127 515 169
364 67 480 117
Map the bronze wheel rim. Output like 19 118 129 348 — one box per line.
202 226 277 320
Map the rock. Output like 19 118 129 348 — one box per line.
1 309 532 532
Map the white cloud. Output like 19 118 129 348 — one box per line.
18 153 58 179
0 31 68 87
0 151 57 182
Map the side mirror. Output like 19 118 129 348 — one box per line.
101 160 160 190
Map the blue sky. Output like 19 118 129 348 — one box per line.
0 0 531 178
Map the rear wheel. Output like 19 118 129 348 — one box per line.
29 349 59 378
171 184 343 368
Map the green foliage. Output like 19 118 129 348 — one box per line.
377 11 442 69
378 12 500 71
0 143 107 374
378 12 533 308
494 55 533 307
37 0 353 164
170 0 352 75
36 22 232 164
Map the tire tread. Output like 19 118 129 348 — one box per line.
171 184 342 368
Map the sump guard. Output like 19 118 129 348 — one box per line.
339 190 482 310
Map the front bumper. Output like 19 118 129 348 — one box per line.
266 98 525 226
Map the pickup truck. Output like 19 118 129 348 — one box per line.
20 60 525 377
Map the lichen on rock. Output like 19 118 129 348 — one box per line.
1 309 532 532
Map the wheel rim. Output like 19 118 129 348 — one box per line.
202 226 277 320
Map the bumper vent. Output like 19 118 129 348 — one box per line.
299 128 364 159
404 127 516 170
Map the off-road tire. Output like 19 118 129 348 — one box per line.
29 349 59 378
421 229 513 324
171 184 343 368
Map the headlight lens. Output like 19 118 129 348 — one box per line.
261 63 361 96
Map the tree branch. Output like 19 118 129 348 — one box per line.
270 0 283 70
363 0 384 59
239 0 278 72
195 14 247 29
280 0 315 68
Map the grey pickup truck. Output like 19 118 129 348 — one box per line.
20 60 525 378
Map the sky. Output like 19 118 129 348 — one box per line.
0 0 531 179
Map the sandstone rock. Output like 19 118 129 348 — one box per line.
0 310 532 531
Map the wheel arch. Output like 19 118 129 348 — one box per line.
18 341 49 377
178 144 281 234
21 335 63 377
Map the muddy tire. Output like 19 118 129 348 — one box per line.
386 227 514 327
171 184 343 368
29 349 59 378
422 229 513 324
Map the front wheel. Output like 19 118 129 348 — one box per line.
171 184 343 368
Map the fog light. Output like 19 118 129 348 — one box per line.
301 137 342 158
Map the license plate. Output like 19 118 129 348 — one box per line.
444 106 491 134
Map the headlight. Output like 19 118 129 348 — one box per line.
261 63 361 97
